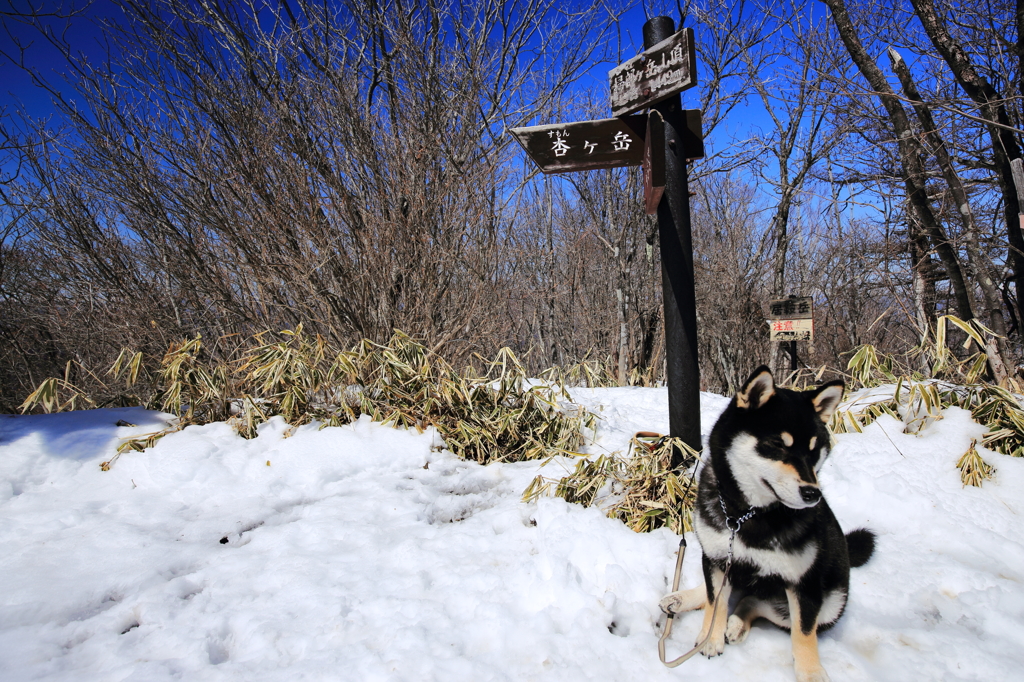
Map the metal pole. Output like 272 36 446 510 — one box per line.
645 16 701 468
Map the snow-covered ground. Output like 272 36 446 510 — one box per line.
2 386 1023 681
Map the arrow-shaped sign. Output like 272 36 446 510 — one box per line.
509 115 648 174
510 110 704 175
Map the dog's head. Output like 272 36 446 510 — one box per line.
715 366 844 510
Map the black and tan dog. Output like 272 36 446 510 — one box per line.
660 366 874 682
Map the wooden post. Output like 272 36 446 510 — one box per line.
645 16 701 467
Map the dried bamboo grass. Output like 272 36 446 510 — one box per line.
524 434 701 535
18 369 95 414
21 329 596 468
957 440 995 487
828 319 1024 488
834 327 1024 462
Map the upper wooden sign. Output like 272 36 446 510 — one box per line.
509 115 647 174
768 296 813 320
608 27 697 117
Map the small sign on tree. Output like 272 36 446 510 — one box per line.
768 296 814 342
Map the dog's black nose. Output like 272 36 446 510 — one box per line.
799 486 821 504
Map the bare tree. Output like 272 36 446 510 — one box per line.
822 0 975 327
0 0 621 402
889 46 1010 379
907 0 1024 332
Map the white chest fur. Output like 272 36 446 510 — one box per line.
694 513 818 584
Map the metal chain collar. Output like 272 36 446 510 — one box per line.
719 495 756 567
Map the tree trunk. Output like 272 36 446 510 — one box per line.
909 0 1024 333
889 47 1010 379
911 237 936 342
822 0 975 321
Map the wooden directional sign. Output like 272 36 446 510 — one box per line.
510 15 703 465
643 110 665 214
609 27 697 117
509 115 647 173
511 110 703 175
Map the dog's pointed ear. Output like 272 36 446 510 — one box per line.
737 366 775 410
809 380 845 422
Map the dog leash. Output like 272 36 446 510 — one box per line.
658 497 756 668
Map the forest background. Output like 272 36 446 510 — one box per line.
1 0 1020 411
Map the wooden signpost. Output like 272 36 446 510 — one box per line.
511 16 704 466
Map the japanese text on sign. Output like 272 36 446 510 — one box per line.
768 296 813 320
608 28 697 117
610 44 690 105
509 116 647 173
769 318 813 342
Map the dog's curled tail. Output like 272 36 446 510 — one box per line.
846 528 876 568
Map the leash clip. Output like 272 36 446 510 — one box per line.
720 495 756 532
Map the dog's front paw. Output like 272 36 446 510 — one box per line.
795 666 831 682
659 587 705 616
725 614 749 644
698 631 726 657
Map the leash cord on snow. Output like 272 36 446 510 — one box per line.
658 497 756 668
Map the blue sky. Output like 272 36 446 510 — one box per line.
1 1 684 122
1 0 837 228
1 0 121 120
